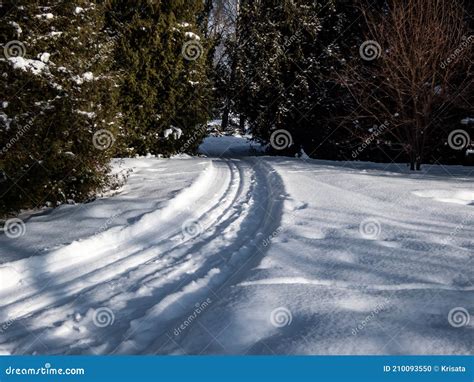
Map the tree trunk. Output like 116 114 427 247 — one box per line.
415 155 422 171
409 150 416 171
239 114 246 131
221 101 230 130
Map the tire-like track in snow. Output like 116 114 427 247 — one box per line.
0 158 284 355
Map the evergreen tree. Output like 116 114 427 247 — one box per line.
0 0 119 216
234 0 348 155
106 0 211 156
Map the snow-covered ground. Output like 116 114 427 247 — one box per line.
0 136 473 355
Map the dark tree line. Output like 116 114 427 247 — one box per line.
0 0 472 216
216 0 473 168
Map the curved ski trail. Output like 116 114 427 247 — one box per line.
0 158 284 355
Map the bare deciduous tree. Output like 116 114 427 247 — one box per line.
340 0 473 170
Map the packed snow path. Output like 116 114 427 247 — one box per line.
0 136 473 354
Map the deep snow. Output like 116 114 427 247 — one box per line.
0 136 472 355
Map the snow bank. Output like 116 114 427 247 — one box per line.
0 137 472 355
